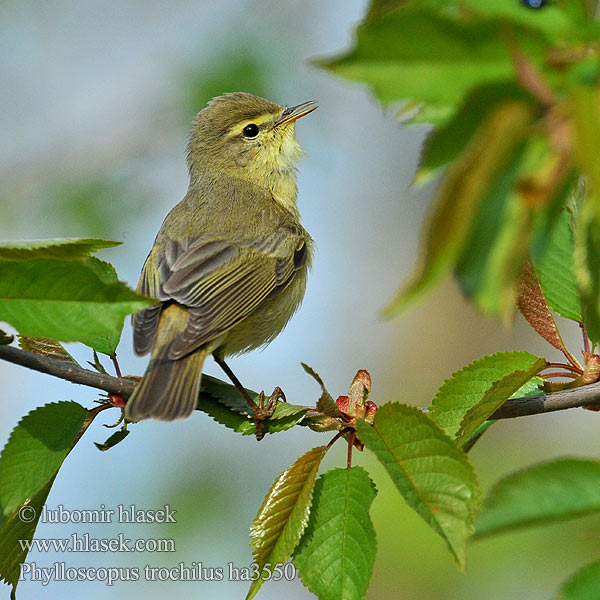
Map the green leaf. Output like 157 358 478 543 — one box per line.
0 402 88 518
200 374 256 415
474 458 600 539
384 101 534 316
455 153 535 318
80 257 125 354
459 0 589 43
294 467 377 600
196 395 255 435
573 85 600 221
196 389 309 437
429 351 546 440
0 258 155 349
94 429 130 452
246 446 328 600
0 238 120 261
0 402 88 594
318 10 546 109
513 375 545 399
575 201 600 343
460 375 544 453
456 355 546 445
417 82 530 182
355 404 480 568
456 132 572 319
532 208 581 322
0 477 55 590
554 560 600 600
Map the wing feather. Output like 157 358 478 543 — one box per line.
134 228 308 360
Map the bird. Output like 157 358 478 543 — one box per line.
125 92 316 434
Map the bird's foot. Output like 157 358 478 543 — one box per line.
253 387 286 441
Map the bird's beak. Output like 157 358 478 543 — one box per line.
276 101 318 127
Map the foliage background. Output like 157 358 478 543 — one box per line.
1 0 599 598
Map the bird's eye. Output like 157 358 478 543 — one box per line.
243 123 259 138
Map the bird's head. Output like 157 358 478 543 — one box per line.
187 92 317 184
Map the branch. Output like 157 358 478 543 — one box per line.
1 343 600 420
0 344 135 398
490 384 600 419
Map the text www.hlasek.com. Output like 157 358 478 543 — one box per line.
18 533 175 553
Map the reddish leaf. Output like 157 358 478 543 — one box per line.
517 259 569 354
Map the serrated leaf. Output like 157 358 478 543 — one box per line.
94 429 130 452
532 207 581 322
200 374 255 415
474 458 600 539
517 260 570 352
429 351 546 439
318 10 546 109
0 477 55 589
17 335 79 365
294 467 377 600
384 101 534 316
0 402 88 518
270 402 311 421
0 402 88 594
0 258 155 349
0 238 120 261
196 395 256 435
456 356 546 445
355 404 480 569
554 560 600 600
196 392 309 437
246 446 328 600
301 362 341 418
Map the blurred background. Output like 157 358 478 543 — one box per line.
2 1 600 598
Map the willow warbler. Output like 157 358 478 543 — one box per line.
125 92 316 430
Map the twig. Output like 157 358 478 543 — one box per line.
0 344 135 398
490 384 600 419
2 344 600 421
110 353 123 378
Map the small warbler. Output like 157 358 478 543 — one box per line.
125 92 316 433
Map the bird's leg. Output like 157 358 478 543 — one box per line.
213 355 284 440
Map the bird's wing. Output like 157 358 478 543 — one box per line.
134 226 308 359
132 252 167 356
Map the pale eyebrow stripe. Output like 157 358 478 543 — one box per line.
224 114 276 138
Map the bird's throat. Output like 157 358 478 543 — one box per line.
269 171 299 217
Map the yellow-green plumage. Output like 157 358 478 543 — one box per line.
125 93 315 421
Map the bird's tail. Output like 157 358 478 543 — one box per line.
125 304 207 422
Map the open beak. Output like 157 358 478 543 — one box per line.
276 101 318 127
